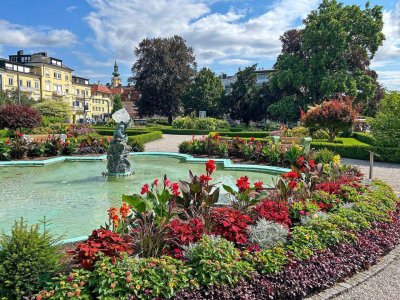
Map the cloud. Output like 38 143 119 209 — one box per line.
84 0 319 66
219 58 254 65
0 20 77 47
71 50 115 67
66 5 78 14
376 70 400 91
372 2 400 68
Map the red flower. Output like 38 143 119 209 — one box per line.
236 176 250 191
247 244 260 252
289 180 298 189
213 133 219 140
199 174 212 184
141 183 149 195
282 171 299 179
296 156 305 167
5 139 10 145
153 179 159 187
163 178 171 187
250 137 255 142
309 159 315 169
170 182 180 196
254 181 263 190
206 160 216 175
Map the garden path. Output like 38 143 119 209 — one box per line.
144 134 202 152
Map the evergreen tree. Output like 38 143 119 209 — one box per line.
111 94 123 114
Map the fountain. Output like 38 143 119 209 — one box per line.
104 108 134 177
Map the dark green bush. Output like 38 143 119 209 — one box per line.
0 218 63 299
129 140 145 152
212 131 269 138
353 132 376 145
127 131 162 148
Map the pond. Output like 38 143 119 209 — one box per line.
0 155 281 239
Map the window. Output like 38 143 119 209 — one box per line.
85 90 88 96
34 81 39 89
258 74 267 80
19 79 23 87
58 73 61 79
46 81 51 91
65 75 69 81
45 69 50 77
8 77 13 86
26 81 31 88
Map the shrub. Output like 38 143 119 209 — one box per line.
91 255 196 299
247 219 289 250
0 104 41 131
370 91 400 148
302 98 357 142
284 126 309 137
313 148 335 164
27 141 45 157
0 218 63 299
127 131 162 146
311 141 371 160
0 139 11 160
210 207 253 244
34 100 72 125
186 235 253 286
68 228 132 270
252 199 291 227
130 140 145 152
311 128 330 140
172 117 228 130
287 226 323 259
353 132 376 145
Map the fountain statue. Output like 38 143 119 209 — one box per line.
105 108 134 176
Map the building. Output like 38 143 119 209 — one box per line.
0 58 42 100
220 68 275 94
71 75 91 123
91 84 113 122
106 61 140 118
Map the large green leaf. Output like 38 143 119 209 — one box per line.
122 194 153 213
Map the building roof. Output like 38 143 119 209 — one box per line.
91 85 112 94
109 87 124 95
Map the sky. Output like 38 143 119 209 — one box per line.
0 0 399 89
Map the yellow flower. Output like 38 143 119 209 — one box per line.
333 155 341 165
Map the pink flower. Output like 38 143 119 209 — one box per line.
170 182 180 196
153 179 159 187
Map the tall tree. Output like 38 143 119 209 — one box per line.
0 90 35 106
270 0 385 119
111 94 123 114
228 65 260 126
133 35 196 123
181 67 224 117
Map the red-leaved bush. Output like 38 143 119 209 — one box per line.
252 199 292 227
167 218 205 258
210 207 253 244
0 104 41 131
69 229 132 269
301 97 357 142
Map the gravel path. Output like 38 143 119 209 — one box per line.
342 158 400 194
144 134 201 152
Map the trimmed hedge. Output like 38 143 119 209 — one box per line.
95 129 149 136
127 131 162 145
158 128 212 135
311 142 371 160
210 131 270 138
353 132 376 146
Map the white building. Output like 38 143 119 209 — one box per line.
220 68 274 94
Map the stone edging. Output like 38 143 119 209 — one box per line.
307 243 400 300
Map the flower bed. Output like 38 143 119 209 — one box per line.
26 157 400 300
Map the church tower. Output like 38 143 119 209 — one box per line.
111 61 121 88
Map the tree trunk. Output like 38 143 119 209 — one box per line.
328 128 335 143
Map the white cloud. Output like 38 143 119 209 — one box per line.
372 2 400 67
376 70 400 91
66 6 78 14
84 0 319 66
219 58 254 65
0 20 77 48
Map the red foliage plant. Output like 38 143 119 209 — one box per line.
69 228 132 269
210 207 253 244
301 97 357 142
0 104 41 131
167 218 205 258
252 199 292 227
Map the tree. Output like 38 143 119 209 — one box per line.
34 100 72 125
181 67 224 117
370 91 400 148
133 35 196 123
0 90 35 106
270 0 385 119
111 94 123 114
0 104 41 132
228 65 260 126
301 98 357 142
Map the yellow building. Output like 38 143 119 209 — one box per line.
91 84 114 122
71 76 92 123
0 59 41 101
